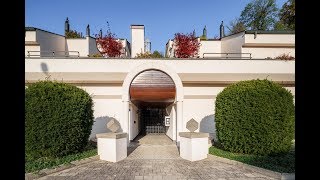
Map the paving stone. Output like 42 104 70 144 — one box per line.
30 134 280 180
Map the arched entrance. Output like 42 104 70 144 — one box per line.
122 62 184 143
130 70 175 135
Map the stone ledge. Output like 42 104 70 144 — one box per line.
208 154 295 180
96 132 127 139
179 132 209 138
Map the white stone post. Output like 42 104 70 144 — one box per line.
179 118 209 161
96 133 127 162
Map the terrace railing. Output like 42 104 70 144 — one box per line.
26 51 80 58
203 53 252 59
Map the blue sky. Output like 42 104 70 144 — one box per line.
26 0 287 54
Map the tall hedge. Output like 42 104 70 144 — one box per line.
215 79 294 155
25 81 94 159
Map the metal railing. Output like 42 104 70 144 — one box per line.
26 51 80 58
203 53 252 59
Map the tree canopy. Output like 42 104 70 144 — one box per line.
239 0 278 30
277 0 295 30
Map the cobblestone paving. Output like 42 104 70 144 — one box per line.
36 134 278 180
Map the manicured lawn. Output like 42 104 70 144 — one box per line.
209 145 295 173
25 142 97 173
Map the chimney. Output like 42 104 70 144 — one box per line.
220 21 225 39
99 29 103 38
203 25 207 38
86 24 90 37
130 25 145 58
65 17 70 33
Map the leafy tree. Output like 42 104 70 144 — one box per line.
239 0 278 30
65 30 82 38
174 32 200 58
136 50 164 58
277 0 295 30
96 31 123 58
227 18 246 35
151 51 163 58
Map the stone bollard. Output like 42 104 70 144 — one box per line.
179 118 209 161
96 118 127 162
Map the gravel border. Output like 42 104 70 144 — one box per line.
208 154 295 180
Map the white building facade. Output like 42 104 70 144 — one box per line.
25 23 295 146
165 23 295 59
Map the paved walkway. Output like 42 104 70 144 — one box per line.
34 134 278 180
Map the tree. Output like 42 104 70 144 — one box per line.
65 30 82 38
239 0 278 30
136 50 164 58
151 51 163 58
174 32 200 58
227 18 246 35
96 31 123 58
277 0 295 30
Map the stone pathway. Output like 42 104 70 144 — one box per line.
33 134 279 180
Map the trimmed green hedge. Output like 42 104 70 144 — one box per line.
25 81 94 159
215 79 294 155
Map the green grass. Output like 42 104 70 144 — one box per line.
25 142 97 173
209 145 295 173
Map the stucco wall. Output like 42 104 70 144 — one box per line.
165 104 175 140
76 86 123 140
36 30 65 57
130 103 140 140
25 45 40 57
245 34 295 44
88 37 99 56
66 38 88 57
25 59 295 142
25 31 36 41
242 47 295 59
221 32 245 57
199 40 221 58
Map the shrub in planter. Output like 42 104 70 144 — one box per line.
215 79 294 155
25 81 94 159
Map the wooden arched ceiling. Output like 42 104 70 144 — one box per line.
130 70 176 104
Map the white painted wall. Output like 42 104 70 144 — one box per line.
221 32 245 57
35 30 65 57
76 86 123 141
88 37 99 56
245 34 295 44
25 59 295 143
119 39 131 58
25 31 36 41
165 104 176 140
66 38 88 57
131 25 145 58
25 45 40 57
165 40 174 58
242 47 295 59
130 103 140 140
199 40 221 58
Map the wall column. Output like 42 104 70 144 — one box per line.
176 100 183 144
122 100 130 145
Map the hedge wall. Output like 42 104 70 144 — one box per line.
215 79 294 155
25 81 94 159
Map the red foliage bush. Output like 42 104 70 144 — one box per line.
96 32 123 58
174 32 200 58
